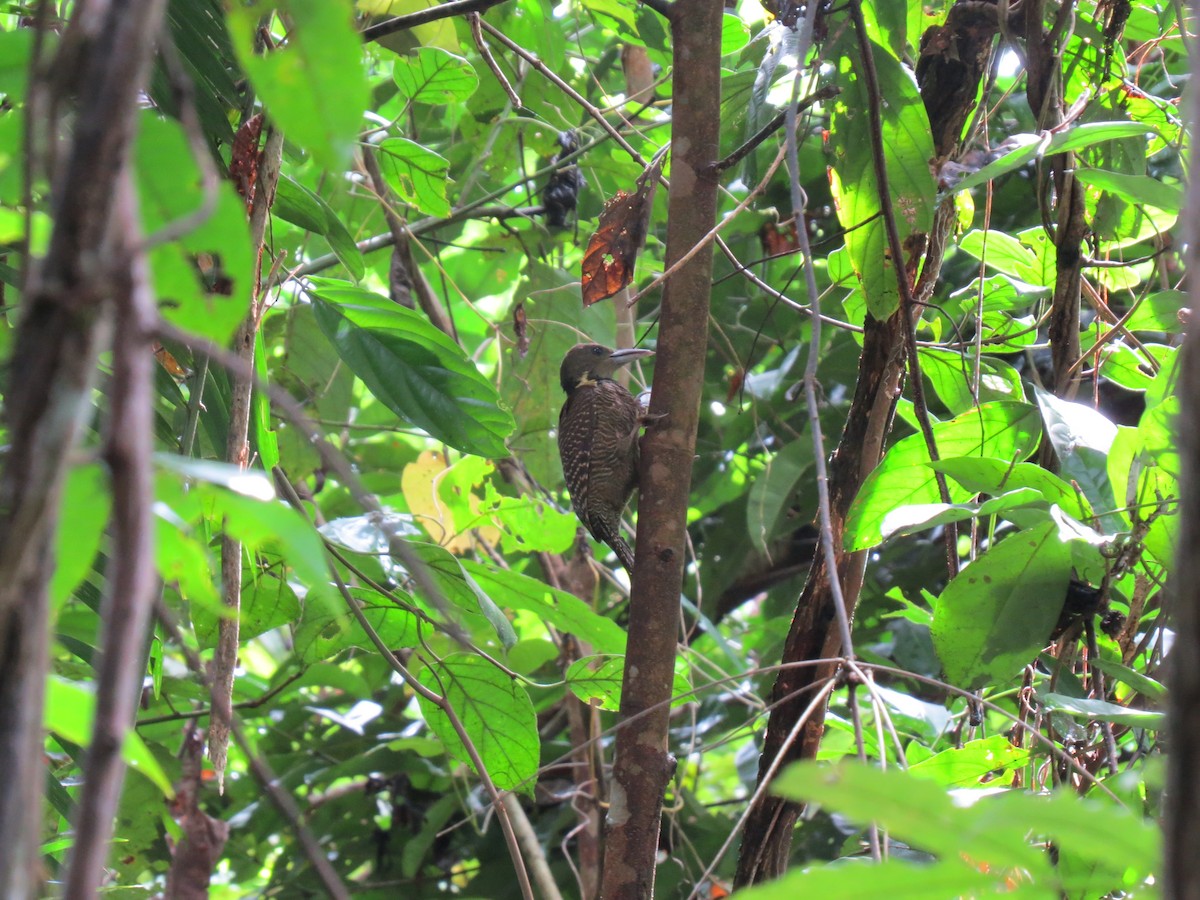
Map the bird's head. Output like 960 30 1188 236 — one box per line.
559 343 654 393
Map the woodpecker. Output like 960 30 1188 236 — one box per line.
557 343 653 573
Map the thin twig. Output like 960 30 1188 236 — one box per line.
713 84 839 173
784 0 856 659
64 167 161 900
469 12 521 107
361 0 510 43
153 601 351 900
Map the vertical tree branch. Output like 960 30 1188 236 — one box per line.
209 124 284 788
0 0 165 893
734 0 997 882
601 3 722 897
1024 0 1085 398
1165 6 1200 891
63 168 159 898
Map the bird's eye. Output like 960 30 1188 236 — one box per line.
592 346 603 355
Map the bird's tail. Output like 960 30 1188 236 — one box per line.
608 535 636 574
593 520 636 574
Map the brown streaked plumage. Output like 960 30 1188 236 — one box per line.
557 343 653 573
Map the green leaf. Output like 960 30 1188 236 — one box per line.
46 677 174 798
193 572 301 647
732 860 999 900
845 402 1042 551
1076 167 1183 214
1035 387 1121 532
51 464 111 607
311 282 514 457
226 0 369 170
393 47 479 104
1125 289 1186 333
199 487 329 589
919 348 1024 414
747 440 812 555
376 137 452 218
135 113 253 343
950 122 1159 196
274 175 329 233
908 735 1030 788
720 12 750 56
931 521 1072 689
879 488 1046 542
293 588 422 662
252 328 279 470
771 761 1158 896
958 227 1054 287
1038 691 1164 728
0 28 35 99
417 654 539 794
931 457 1093 522
828 33 936 319
565 654 690 710
1089 655 1167 702
274 176 365 278
460 561 626 654
773 761 1047 873
565 655 625 711
399 542 517 648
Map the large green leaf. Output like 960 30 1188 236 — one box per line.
293 587 422 662
274 175 365 278
747 439 812 555
462 561 626 654
844 402 1042 551
417 654 539 795
310 281 514 457
393 47 478 104
51 464 111 607
376 137 452 218
1034 387 1121 533
226 0 368 170
931 521 1072 689
771 761 1158 897
135 113 253 343
47 677 174 799
827 31 936 319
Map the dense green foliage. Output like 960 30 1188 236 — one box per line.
1 0 1183 895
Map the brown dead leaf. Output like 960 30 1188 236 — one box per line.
230 114 264 210
580 154 664 306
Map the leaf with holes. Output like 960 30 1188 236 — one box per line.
377 137 452 218
932 521 1072 689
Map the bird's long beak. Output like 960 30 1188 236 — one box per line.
608 348 654 366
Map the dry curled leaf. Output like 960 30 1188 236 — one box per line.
512 301 529 358
580 155 663 307
153 341 189 379
760 221 799 259
230 113 264 209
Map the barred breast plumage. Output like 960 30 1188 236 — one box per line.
557 343 653 573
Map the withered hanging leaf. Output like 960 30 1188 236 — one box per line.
580 154 663 307
229 113 264 209
760 220 799 258
153 341 189 379
725 368 745 404
512 302 529 358
621 44 655 107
